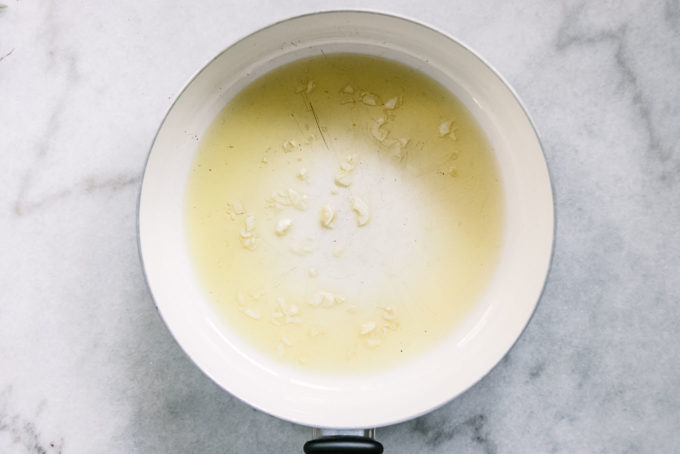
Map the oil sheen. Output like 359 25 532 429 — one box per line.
185 54 504 373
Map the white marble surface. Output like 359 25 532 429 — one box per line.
1 0 679 452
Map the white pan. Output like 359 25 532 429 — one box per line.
138 11 554 453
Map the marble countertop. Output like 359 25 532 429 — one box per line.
2 1 678 452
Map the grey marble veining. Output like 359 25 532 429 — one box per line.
1 1 678 452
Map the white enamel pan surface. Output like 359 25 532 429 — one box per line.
138 11 554 432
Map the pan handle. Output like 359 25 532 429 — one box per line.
303 429 383 453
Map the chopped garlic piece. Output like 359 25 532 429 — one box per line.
308 268 318 278
249 291 263 300
281 336 292 346
308 291 341 307
275 218 292 236
335 155 356 187
239 227 253 238
366 339 382 348
350 196 370 226
289 237 314 256
272 311 283 319
334 171 353 187
226 201 245 219
360 321 376 335
342 84 354 94
239 214 257 249
361 92 379 106
306 80 315 93
282 140 299 153
332 246 344 257
383 96 400 110
261 156 269 164
320 204 336 228
371 116 388 142
245 214 255 231
268 188 308 210
309 327 320 337
286 304 299 316
445 165 458 177
286 188 307 210
232 202 245 214
297 167 309 181
339 158 355 172
383 137 408 161
285 316 301 324
439 120 456 139
244 309 261 320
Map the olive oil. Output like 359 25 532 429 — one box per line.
185 54 504 372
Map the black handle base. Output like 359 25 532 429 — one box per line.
303 435 384 453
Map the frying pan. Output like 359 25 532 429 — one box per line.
138 11 554 452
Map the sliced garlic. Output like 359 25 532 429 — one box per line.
320 204 336 228
350 196 370 226
281 336 292 346
342 84 354 94
306 80 315 94
275 218 292 236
